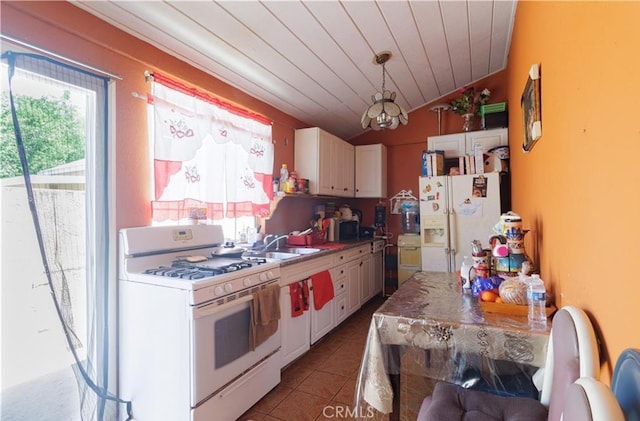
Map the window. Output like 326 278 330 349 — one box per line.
147 73 274 243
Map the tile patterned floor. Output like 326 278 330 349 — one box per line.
238 296 398 421
239 293 436 421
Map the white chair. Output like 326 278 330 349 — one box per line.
562 377 624 421
417 306 600 421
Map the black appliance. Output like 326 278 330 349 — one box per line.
359 226 375 239
374 204 386 227
338 220 359 242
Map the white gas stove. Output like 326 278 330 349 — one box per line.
118 225 282 421
119 225 280 305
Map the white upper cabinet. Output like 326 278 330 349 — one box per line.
427 128 508 158
355 144 387 198
465 128 509 154
295 127 354 197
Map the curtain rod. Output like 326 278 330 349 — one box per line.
1 33 123 80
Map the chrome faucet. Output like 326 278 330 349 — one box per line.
262 234 288 251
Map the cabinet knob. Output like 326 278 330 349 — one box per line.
360 261 363 267
340 270 344 275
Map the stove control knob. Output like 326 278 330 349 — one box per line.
214 286 224 296
243 277 253 287
259 273 267 282
224 283 233 293
267 271 275 280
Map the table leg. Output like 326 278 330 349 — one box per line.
388 345 401 421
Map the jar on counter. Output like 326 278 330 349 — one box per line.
297 178 308 194
287 171 298 193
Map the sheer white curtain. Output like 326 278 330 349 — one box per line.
149 75 273 225
1 51 130 420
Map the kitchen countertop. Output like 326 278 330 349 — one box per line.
275 238 384 267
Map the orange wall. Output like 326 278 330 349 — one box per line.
507 1 640 379
1 1 307 230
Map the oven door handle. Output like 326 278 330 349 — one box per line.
193 294 254 319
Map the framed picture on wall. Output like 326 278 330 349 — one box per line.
521 64 542 152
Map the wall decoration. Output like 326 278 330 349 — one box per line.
521 64 542 152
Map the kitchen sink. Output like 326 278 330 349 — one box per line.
263 251 301 260
280 247 322 255
242 247 322 261
242 251 300 260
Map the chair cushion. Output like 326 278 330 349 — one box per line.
423 381 548 421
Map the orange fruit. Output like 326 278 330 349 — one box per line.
480 290 499 302
495 297 503 304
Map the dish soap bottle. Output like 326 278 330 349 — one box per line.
279 164 289 192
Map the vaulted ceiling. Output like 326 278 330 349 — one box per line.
72 1 517 140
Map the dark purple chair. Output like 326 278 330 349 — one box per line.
417 306 600 421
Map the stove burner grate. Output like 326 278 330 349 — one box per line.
143 258 267 280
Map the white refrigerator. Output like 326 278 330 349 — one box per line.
419 172 504 272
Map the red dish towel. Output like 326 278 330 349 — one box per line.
289 280 310 317
310 270 334 310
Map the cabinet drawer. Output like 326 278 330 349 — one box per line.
333 246 369 265
330 264 346 281
335 295 348 325
333 277 347 297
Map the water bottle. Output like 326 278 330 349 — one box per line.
279 164 289 192
527 274 547 328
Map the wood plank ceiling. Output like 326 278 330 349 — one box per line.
72 0 517 140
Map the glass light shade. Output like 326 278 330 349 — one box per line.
361 90 408 131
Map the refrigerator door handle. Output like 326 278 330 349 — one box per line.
449 210 457 271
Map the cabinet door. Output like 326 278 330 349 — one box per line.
280 285 311 367
465 128 508 154
310 288 335 344
360 254 373 305
355 144 387 198
317 129 335 195
337 140 355 197
427 133 465 158
346 259 361 315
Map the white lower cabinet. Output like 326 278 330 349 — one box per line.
346 258 362 315
280 285 310 367
279 244 384 368
359 253 373 305
310 289 335 344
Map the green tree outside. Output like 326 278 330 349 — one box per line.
0 91 85 178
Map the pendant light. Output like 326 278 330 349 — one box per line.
361 51 408 131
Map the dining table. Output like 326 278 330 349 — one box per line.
354 271 552 420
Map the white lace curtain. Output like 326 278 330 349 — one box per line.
149 74 274 222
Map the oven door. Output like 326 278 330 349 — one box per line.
190 288 281 407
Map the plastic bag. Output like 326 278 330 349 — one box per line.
471 275 504 297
